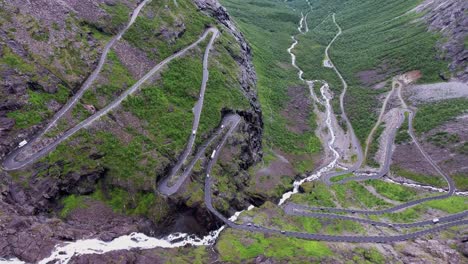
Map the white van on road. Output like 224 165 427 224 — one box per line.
18 140 27 148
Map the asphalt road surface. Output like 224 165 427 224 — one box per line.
284 204 467 228
3 0 465 245
203 124 468 242
157 29 221 196
1 0 151 170
200 6 467 243
158 114 241 196
2 28 219 171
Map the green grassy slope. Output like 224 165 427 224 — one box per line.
9 0 252 224
221 0 322 159
214 0 465 262
294 0 448 143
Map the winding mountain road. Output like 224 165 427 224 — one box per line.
285 204 467 229
158 114 240 196
4 1 466 256
2 0 151 170
201 2 466 243
327 14 364 172
363 79 397 159
2 27 220 171
322 108 406 185
157 29 220 196
203 122 468 242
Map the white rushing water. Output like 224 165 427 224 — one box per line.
278 81 340 205
384 178 468 196
20 6 332 263
33 204 256 264
298 12 305 32
5 2 464 263
278 9 341 205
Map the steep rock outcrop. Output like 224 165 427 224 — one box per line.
416 0 468 82
194 0 262 158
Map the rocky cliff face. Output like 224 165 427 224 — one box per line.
417 0 468 82
193 0 263 161
193 0 259 108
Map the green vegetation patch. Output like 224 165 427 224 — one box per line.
291 181 336 207
82 50 136 108
123 52 203 159
395 112 410 144
59 194 87 218
427 131 460 147
414 98 468 134
165 247 209 264
123 0 215 60
57 186 171 224
331 181 390 209
453 174 468 191
101 3 132 31
367 124 385 167
198 33 251 136
216 229 332 263
457 142 468 155
381 206 426 223
352 247 386 264
7 85 70 128
0 46 35 73
345 87 381 144
365 179 417 202
391 166 446 188
330 172 354 183
323 219 365 235
424 196 468 214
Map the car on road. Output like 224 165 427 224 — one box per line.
18 140 27 148
192 130 196 135
280 230 285 234
432 218 439 224
210 150 216 159
247 223 252 227
207 174 210 178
